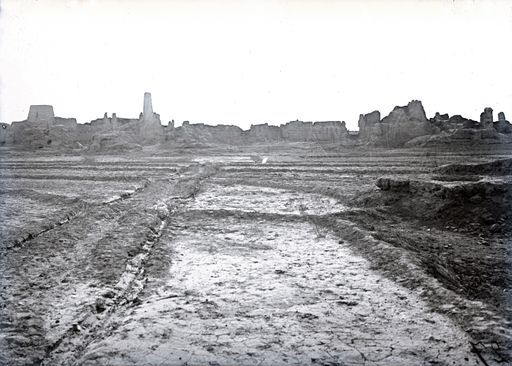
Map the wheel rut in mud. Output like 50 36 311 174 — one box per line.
2 179 151 250
0 163 216 366
40 164 217 366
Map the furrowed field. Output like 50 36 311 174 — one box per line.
1 144 511 365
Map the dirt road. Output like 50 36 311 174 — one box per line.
67 183 479 366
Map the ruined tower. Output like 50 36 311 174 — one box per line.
480 107 493 127
27 105 55 128
143 92 154 122
140 92 162 141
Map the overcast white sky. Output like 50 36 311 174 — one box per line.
1 0 511 130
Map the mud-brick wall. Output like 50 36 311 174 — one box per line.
245 123 282 142
310 121 348 141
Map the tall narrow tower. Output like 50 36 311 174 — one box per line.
140 92 163 141
143 92 154 121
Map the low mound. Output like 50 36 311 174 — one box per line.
350 173 512 335
356 177 512 234
435 158 512 176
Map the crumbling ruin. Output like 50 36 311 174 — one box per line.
140 92 163 141
1 105 78 148
27 105 55 127
480 107 494 127
1 95 511 150
357 100 436 147
494 112 512 134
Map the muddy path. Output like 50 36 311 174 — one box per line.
66 183 485 366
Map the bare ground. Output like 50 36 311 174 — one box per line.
0 145 511 365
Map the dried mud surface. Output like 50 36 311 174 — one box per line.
0 145 511 365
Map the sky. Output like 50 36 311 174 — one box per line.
0 0 511 130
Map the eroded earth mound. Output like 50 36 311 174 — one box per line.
355 158 512 234
350 157 512 359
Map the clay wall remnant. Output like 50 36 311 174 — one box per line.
480 107 493 127
358 111 381 134
494 112 512 134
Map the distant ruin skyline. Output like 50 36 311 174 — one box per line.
1 0 511 129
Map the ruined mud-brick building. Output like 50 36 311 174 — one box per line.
358 101 512 147
357 100 437 147
169 119 350 145
27 105 55 127
494 112 512 134
2 104 79 148
2 94 512 150
0 93 165 150
86 92 165 151
279 120 348 142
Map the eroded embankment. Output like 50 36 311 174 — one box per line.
353 158 512 235
350 175 512 310
327 214 512 363
366 176 512 234
346 159 512 362
71 183 492 366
